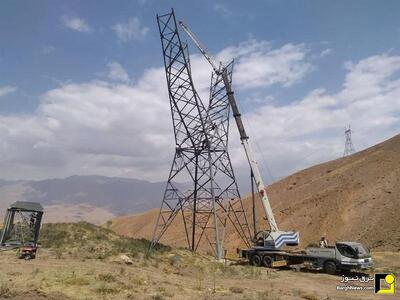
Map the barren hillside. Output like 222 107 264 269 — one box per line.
111 134 400 253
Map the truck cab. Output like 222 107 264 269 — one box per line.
305 241 373 274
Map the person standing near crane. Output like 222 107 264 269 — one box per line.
319 236 328 248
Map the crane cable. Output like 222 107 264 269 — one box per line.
234 97 276 185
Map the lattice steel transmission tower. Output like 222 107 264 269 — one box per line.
343 124 356 156
150 9 251 259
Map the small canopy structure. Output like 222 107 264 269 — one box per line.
0 201 44 247
9 201 43 212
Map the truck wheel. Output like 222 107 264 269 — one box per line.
323 261 337 274
250 254 262 267
262 255 273 267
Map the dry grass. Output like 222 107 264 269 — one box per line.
1 249 396 299
0 223 397 299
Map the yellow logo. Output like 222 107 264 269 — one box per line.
375 273 396 295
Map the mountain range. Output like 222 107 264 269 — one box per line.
0 175 167 224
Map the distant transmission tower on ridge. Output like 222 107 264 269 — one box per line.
343 124 356 156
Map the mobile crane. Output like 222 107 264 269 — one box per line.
179 21 299 251
179 20 373 274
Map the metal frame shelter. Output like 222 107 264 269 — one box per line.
0 201 43 248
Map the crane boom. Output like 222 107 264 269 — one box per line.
179 20 278 232
178 21 219 72
220 72 279 232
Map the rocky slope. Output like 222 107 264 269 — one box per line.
111 134 400 252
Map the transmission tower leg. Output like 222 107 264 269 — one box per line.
191 155 199 252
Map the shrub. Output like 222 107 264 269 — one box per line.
95 283 119 295
39 222 171 260
229 286 244 293
98 273 116 282
168 254 181 267
152 294 165 300
0 282 12 298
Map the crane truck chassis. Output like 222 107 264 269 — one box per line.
238 241 373 274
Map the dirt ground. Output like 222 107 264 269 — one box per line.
0 249 398 300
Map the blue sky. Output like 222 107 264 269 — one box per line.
0 0 399 183
2 0 399 112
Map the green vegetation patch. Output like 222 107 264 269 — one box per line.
40 222 170 259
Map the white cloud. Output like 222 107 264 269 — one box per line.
188 40 313 102
0 39 398 184
342 54 400 101
0 69 170 180
232 53 400 181
213 3 232 17
61 15 91 33
0 39 309 180
215 40 313 89
42 46 56 54
0 86 17 97
112 18 149 42
319 48 333 57
107 62 130 83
